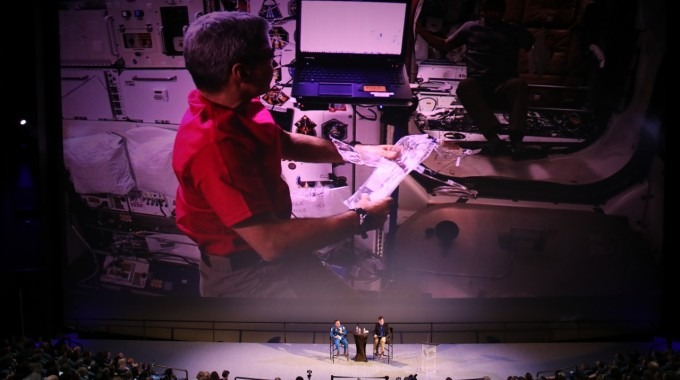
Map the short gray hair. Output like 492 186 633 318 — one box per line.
183 11 271 93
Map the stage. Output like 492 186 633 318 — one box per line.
74 339 673 380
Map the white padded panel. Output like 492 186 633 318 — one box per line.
63 132 136 195
125 126 179 197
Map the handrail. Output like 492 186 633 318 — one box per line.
63 318 659 344
151 364 189 380
536 366 577 379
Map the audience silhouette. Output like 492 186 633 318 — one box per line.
1 335 678 380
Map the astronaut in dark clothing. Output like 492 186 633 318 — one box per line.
417 0 535 157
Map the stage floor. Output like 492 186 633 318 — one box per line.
75 339 675 380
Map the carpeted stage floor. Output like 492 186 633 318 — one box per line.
75 339 675 380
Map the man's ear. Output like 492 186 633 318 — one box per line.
232 62 250 81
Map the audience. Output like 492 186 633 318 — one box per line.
0 334 677 380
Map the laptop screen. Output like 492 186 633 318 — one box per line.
297 0 408 56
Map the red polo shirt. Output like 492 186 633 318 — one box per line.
172 90 292 256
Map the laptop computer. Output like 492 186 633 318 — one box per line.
291 0 414 107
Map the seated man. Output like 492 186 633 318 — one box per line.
416 0 536 158
330 319 349 357
373 315 390 358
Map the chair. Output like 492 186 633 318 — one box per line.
373 327 394 363
329 328 348 362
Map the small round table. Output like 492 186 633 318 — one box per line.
352 332 369 362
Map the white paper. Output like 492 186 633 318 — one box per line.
332 134 437 208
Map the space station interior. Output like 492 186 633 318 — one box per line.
59 0 664 301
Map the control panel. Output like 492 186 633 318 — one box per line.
100 256 150 289
127 189 175 218
80 193 130 212
416 60 467 82
60 0 205 68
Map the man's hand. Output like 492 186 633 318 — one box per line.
354 144 401 160
589 44 606 68
357 194 393 230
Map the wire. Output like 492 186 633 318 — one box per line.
61 74 105 99
158 198 167 217
415 165 478 199
413 113 429 133
418 96 439 112
70 225 101 285
352 105 378 121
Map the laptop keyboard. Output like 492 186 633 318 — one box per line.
297 67 404 84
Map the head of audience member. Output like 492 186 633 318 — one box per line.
480 0 505 25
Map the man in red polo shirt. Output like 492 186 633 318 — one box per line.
173 11 398 297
